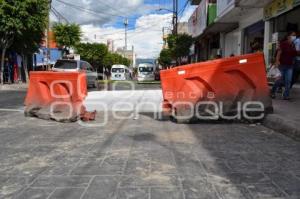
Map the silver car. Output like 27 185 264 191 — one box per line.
52 59 98 88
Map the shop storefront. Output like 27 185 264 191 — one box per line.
264 0 300 64
216 0 270 58
243 21 265 54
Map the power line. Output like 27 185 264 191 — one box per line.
94 0 129 16
84 15 172 38
178 0 190 16
54 0 129 18
51 7 69 23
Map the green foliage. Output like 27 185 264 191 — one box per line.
167 33 194 62
0 0 48 52
53 23 81 50
103 52 130 69
158 48 172 68
75 43 131 70
0 0 49 83
76 43 108 70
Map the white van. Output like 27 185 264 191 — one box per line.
137 63 155 82
111 65 131 81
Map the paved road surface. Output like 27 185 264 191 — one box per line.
0 83 299 199
84 90 163 112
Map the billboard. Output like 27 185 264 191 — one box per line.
264 0 300 20
188 0 208 37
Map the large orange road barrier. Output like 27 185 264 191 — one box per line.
160 53 273 123
24 71 95 122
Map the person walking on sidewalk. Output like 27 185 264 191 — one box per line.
291 32 300 88
271 31 297 100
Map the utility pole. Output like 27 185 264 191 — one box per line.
124 18 128 51
47 0 52 70
162 27 166 49
172 0 178 35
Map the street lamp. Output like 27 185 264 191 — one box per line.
47 0 52 70
157 8 178 35
157 8 175 13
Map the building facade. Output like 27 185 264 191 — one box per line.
187 0 300 66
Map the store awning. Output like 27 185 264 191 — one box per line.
204 22 238 34
195 22 238 40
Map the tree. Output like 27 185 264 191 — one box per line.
167 33 194 65
53 23 81 54
0 0 48 83
75 43 130 73
75 43 108 71
103 53 130 69
158 49 172 68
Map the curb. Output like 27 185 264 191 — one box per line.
263 114 300 141
0 84 28 91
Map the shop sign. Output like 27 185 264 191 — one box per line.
264 0 300 20
188 6 200 37
188 0 208 37
199 0 208 35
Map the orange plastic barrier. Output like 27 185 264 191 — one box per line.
160 53 273 122
24 71 91 122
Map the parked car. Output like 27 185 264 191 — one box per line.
52 59 98 88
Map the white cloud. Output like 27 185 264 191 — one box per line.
51 0 173 58
51 0 160 25
179 5 197 22
81 13 172 58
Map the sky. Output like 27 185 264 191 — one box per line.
51 0 196 58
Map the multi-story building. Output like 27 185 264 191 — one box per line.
107 39 114 52
188 0 300 65
178 22 189 34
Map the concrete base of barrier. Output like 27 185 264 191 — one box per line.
25 105 80 123
25 104 96 123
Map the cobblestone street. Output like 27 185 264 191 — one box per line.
0 107 299 198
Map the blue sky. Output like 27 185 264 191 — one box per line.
113 0 189 29
51 0 195 58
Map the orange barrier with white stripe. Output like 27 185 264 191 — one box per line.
24 71 92 122
160 53 273 122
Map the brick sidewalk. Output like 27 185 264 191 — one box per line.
264 84 300 141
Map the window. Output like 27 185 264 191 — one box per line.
54 60 77 69
112 68 125 73
87 63 94 72
139 67 153 72
80 62 87 70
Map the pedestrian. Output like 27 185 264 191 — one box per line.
291 32 300 88
271 31 297 100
